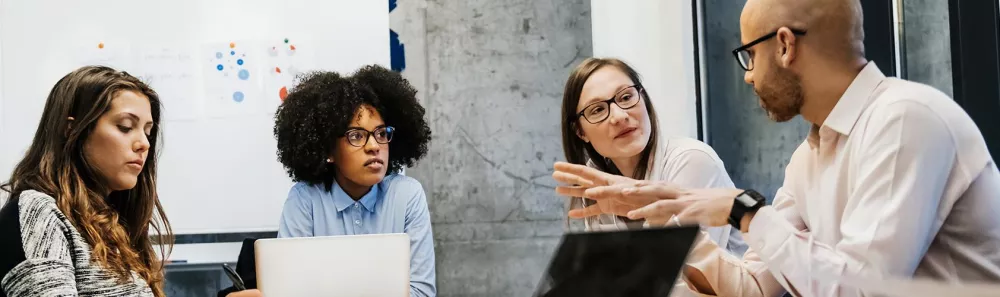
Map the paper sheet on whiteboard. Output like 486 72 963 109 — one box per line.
134 44 203 121
201 41 263 118
261 38 315 114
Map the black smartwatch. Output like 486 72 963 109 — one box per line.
728 189 766 230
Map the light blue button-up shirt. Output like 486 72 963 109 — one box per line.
277 174 436 297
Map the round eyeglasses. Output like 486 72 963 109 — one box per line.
575 85 643 124
344 126 395 147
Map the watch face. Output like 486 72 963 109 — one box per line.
735 193 759 207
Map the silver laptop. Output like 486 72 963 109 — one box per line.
254 233 410 297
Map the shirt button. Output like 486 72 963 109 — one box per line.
354 203 360 209
355 220 361 225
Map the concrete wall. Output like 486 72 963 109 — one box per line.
393 0 592 296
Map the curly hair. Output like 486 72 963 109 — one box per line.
273 65 432 189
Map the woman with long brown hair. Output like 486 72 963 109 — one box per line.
0 66 173 297
556 57 746 255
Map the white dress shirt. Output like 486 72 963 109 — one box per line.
682 62 1000 297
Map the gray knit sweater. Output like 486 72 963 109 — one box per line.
0 190 154 297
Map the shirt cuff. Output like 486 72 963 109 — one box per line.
745 206 796 260
680 230 725 287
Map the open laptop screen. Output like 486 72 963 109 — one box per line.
533 225 700 297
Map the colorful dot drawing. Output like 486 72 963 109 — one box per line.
279 86 289 101
229 42 236 48
230 51 235 56
238 69 250 80
269 39 300 103
98 42 105 49
216 52 223 59
216 64 224 71
233 91 245 102
237 59 244 65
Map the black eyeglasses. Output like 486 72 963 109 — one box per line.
575 85 643 124
732 28 807 71
343 126 395 147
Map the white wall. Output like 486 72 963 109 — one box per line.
591 0 699 139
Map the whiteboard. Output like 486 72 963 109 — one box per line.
0 0 390 234
591 0 699 139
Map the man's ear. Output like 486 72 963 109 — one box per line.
776 27 799 68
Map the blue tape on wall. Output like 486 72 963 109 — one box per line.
390 29 406 72
388 0 404 72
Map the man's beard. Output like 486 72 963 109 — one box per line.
754 66 804 122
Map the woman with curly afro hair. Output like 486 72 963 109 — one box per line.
218 65 435 297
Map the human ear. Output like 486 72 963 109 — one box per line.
775 27 799 67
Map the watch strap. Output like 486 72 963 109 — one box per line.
728 189 766 230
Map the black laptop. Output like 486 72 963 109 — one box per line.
533 225 700 297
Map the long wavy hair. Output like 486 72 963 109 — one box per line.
1 66 173 296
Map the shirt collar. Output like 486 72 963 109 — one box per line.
822 61 886 136
331 181 381 213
